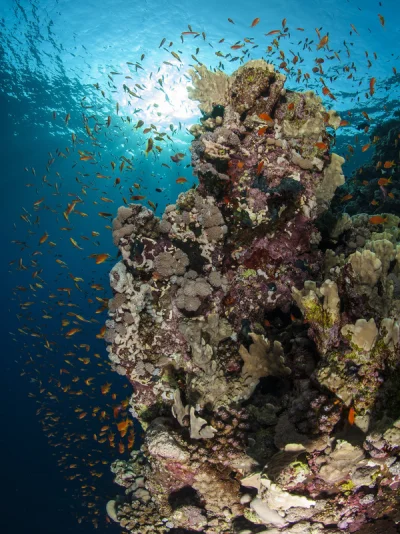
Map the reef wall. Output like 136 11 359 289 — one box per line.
105 60 400 534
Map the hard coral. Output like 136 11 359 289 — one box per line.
106 60 400 534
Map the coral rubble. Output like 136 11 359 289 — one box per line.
105 60 400 533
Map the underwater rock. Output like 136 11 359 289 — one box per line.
106 60 400 533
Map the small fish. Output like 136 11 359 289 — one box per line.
148 200 157 210
287 102 295 110
383 160 395 168
228 17 235 24
159 38 166 48
340 120 350 126
65 328 82 337
369 215 387 224
65 113 70 125
341 194 353 202
315 142 328 150
33 197 45 207
348 407 355 426
317 35 329 50
361 143 370 152
144 138 154 156
231 44 244 50
256 160 264 175
257 127 267 136
176 177 188 184
369 77 376 96
101 383 111 395
378 177 391 186
388 192 395 199
39 231 49 245
90 253 110 264
258 112 273 122
350 23 359 35
265 30 281 36
378 13 385 27
98 212 113 218
70 237 83 250
171 51 181 62
131 195 146 201
251 17 260 27
370 199 379 206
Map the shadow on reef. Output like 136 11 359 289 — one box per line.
104 61 400 533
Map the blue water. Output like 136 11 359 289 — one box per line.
1 0 399 532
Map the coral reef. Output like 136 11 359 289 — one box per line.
106 60 400 533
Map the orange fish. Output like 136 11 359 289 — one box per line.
65 328 82 337
340 120 350 126
96 325 106 339
265 30 281 36
378 13 385 27
362 180 369 186
341 194 353 202
361 143 370 152
348 407 355 426
131 195 146 200
287 102 295 110
79 155 93 161
39 232 49 245
370 199 379 206
369 77 376 96
378 177 391 186
231 44 244 50
383 160 395 169
258 112 273 122
33 197 45 207
369 215 387 224
90 253 110 264
176 177 188 184
78 412 87 419
251 17 260 27
117 419 130 435
127 433 135 449
118 442 125 454
101 383 111 395
114 177 120 185
256 161 264 175
322 86 330 96
237 161 244 169
315 142 328 150
388 192 395 199
257 127 267 135
317 35 329 50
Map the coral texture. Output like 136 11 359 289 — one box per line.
106 60 400 533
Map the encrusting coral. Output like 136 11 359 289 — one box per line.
105 60 400 533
